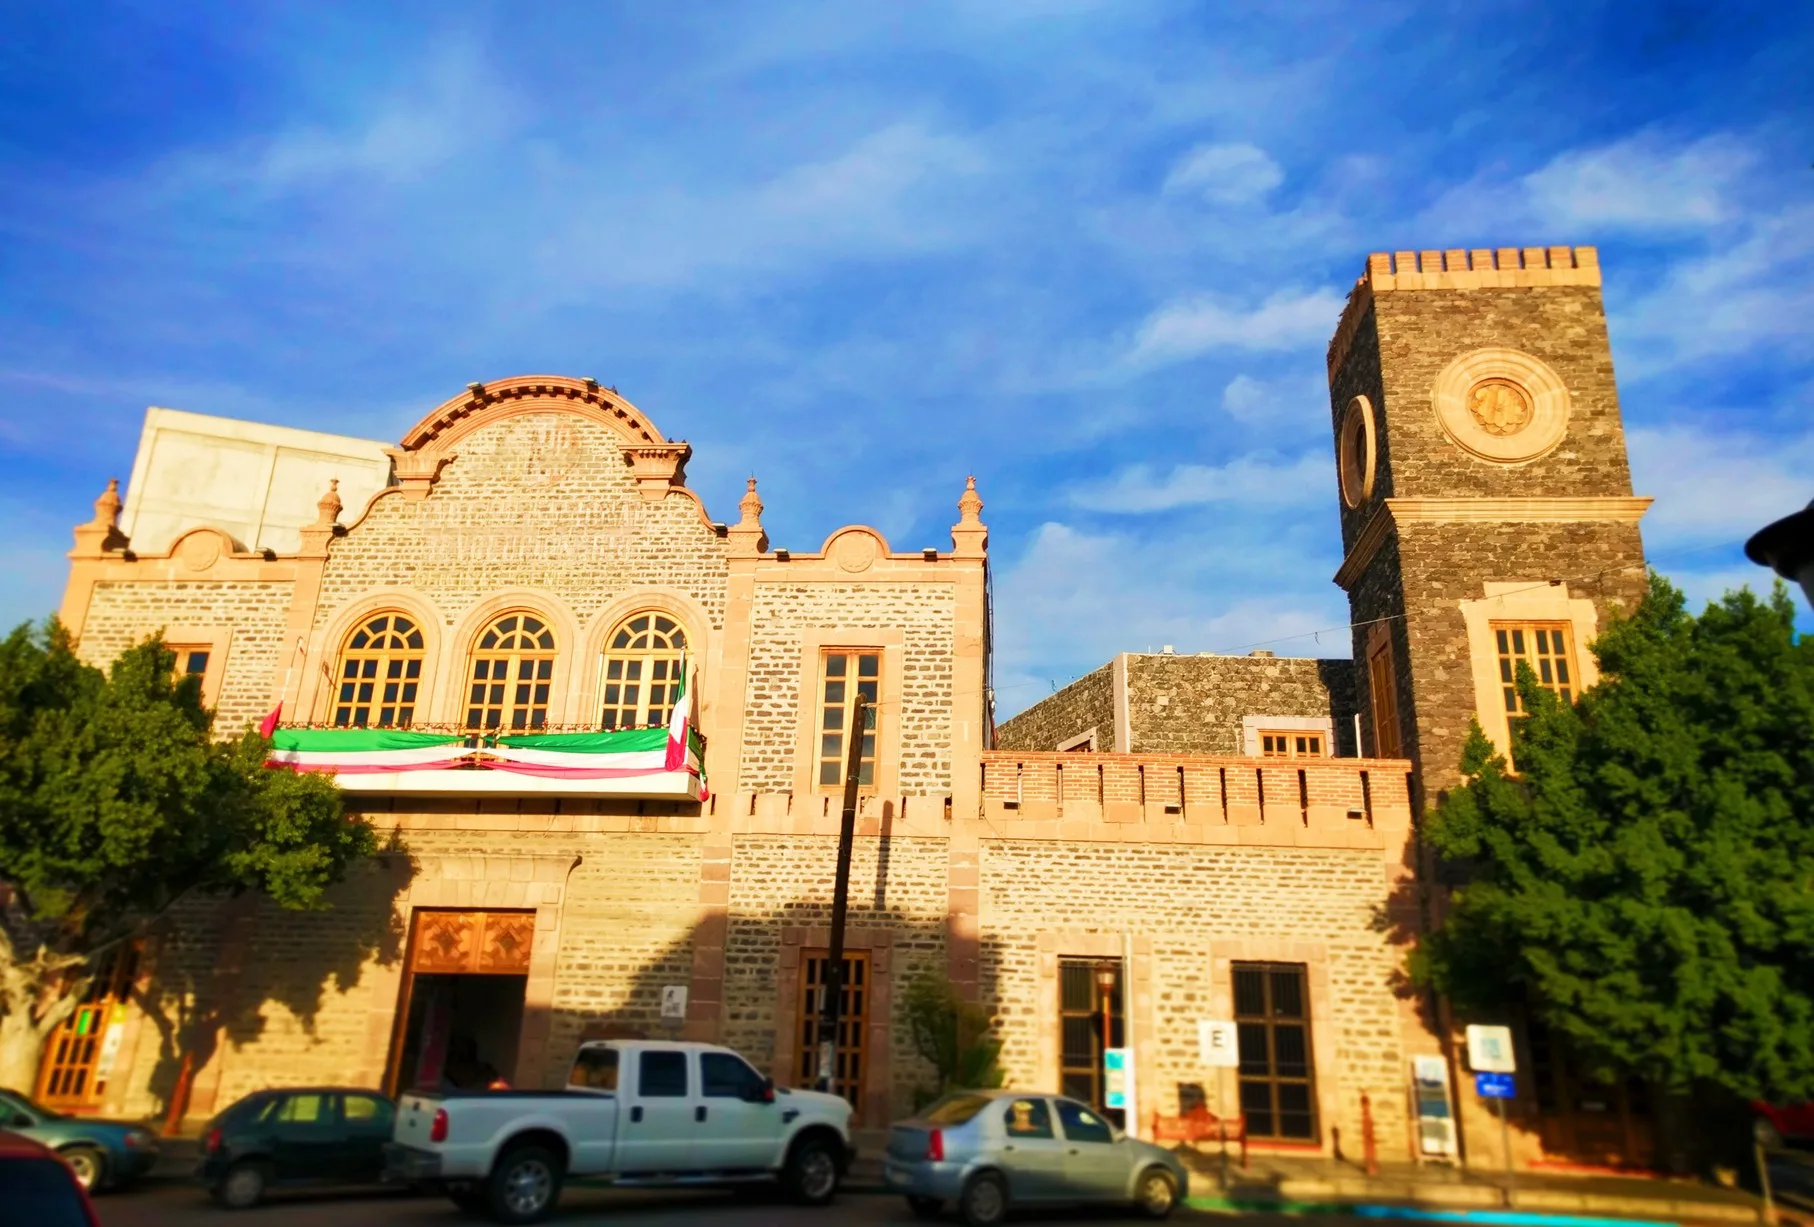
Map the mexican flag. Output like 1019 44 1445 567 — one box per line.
487 663 704 785
267 727 471 773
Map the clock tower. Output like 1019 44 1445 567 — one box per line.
1326 247 1651 796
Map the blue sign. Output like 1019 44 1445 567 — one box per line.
1475 1072 1515 1099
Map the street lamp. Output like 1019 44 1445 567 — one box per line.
1746 501 1814 610
1096 967 1116 1101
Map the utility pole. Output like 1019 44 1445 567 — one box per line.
818 690 869 1095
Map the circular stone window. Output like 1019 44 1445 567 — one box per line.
1431 348 1570 464
1338 395 1377 508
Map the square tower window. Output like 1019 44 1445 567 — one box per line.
1492 623 1576 715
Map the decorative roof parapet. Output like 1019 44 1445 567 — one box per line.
625 443 693 502
951 475 987 559
70 478 129 557
727 477 769 557
1327 245 1602 379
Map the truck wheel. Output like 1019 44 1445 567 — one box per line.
486 1144 564 1224
785 1135 841 1205
958 1171 1008 1227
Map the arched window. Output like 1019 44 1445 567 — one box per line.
467 613 557 731
599 613 689 730
333 613 425 728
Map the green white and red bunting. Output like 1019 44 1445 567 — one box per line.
263 663 704 789
266 728 470 773
489 662 699 780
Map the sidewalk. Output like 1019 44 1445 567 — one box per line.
1174 1147 1769 1224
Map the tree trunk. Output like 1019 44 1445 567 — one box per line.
0 1006 49 1094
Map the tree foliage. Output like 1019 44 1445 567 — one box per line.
1412 575 1814 1101
904 971 1005 1107
0 620 376 1086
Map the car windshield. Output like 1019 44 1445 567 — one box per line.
919 1093 991 1125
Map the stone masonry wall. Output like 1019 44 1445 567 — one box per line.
314 413 731 634
1391 518 1647 793
722 834 950 1117
996 661 1114 751
980 841 1410 1151
1124 654 1359 757
738 584 958 793
80 580 293 733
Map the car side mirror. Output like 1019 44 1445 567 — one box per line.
747 1079 775 1104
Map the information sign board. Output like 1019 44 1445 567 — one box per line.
1465 1024 1516 1073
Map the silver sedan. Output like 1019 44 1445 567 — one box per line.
883 1090 1188 1225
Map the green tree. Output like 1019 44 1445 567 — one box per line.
904 972 1005 1108
0 621 376 1092
1413 575 1814 1106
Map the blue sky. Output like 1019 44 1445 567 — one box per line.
2 1 1809 718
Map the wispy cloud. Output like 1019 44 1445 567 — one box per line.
1162 142 1283 204
1125 289 1345 367
1067 452 1328 513
1221 372 1327 424
1629 421 1814 549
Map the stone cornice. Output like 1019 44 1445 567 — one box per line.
1333 496 1653 591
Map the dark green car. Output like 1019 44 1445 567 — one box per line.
0 1087 160 1191
198 1087 397 1208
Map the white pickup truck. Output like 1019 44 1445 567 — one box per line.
383 1039 854 1223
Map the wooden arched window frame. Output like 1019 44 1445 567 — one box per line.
467 612 557 731
598 612 689 730
333 613 426 728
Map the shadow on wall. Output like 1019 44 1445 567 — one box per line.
1315 660 1362 758
132 846 415 1119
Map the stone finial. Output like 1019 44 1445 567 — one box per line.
958 475 983 524
951 475 987 559
92 478 122 528
71 478 128 557
315 478 342 527
727 476 769 557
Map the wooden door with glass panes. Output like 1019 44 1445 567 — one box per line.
794 951 869 1122
37 946 139 1111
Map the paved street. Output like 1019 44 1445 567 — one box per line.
96 1183 1220 1227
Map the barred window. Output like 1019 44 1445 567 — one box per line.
1234 962 1318 1141
467 614 556 731
599 613 688 730
333 614 424 728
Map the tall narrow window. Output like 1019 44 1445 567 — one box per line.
467 613 556 731
1367 640 1401 759
334 614 425 728
817 651 879 788
1493 622 1575 716
599 613 688 730
1234 962 1318 1141
1058 959 1125 1125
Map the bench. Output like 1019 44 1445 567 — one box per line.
1150 1103 1247 1168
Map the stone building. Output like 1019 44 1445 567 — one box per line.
38 240 1652 1172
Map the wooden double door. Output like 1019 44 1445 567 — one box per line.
36 948 139 1112
388 910 535 1095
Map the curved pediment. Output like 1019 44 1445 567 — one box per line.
399 376 671 454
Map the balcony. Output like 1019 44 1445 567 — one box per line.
267 723 706 801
